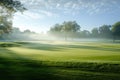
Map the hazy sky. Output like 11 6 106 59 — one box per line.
13 0 120 33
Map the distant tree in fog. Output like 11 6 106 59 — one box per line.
62 21 80 40
99 25 112 38
81 30 90 38
50 24 62 32
49 21 80 40
91 28 99 38
62 21 80 32
112 21 120 41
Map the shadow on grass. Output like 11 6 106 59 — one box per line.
0 48 120 80
0 58 62 80
0 42 120 80
0 48 65 80
67 45 120 52
21 43 65 51
19 42 120 52
1 42 120 52
0 57 120 80
0 42 21 47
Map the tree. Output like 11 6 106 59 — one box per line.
0 16 12 33
23 29 32 34
112 21 120 41
0 30 4 38
62 21 80 40
0 0 26 34
62 21 80 32
49 21 80 40
99 25 111 38
91 28 99 38
80 30 90 38
49 24 63 37
0 0 26 12
50 24 62 32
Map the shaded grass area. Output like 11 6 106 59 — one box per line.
0 42 21 47
0 57 120 80
18 41 120 52
0 41 120 80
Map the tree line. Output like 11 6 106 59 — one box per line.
48 21 120 41
0 0 120 41
0 27 37 40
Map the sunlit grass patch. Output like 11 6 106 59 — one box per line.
0 41 120 80
5 41 120 63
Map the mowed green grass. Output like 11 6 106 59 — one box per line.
0 41 120 80
3 41 120 63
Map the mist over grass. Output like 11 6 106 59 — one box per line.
0 0 120 79
0 27 120 80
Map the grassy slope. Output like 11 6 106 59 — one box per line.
0 41 120 80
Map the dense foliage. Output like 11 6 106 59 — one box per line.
0 0 26 35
